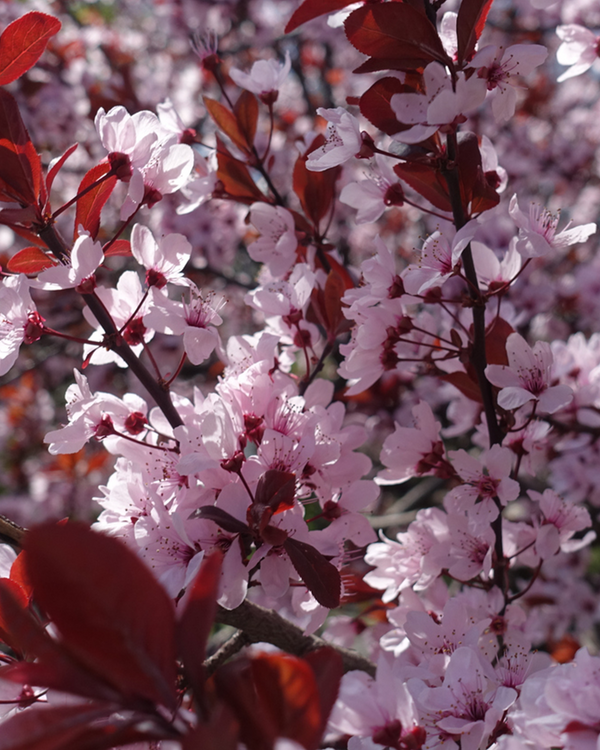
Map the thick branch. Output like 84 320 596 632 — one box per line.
215 600 376 676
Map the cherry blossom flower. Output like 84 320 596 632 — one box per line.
305 108 363 171
32 230 103 291
470 44 548 121
145 284 225 366
391 63 487 143
246 203 298 277
409 646 517 750
0 275 43 376
95 105 194 220
130 224 191 288
229 52 292 104
83 271 156 367
329 658 425 750
528 489 594 559
485 333 573 414
402 221 478 295
556 24 600 82
44 370 148 454
377 402 453 485
339 156 404 225
445 445 520 516
509 194 596 258
364 507 450 598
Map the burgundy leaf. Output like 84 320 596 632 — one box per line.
344 4 449 73
250 653 323 750
293 137 341 229
215 136 266 204
73 162 117 240
283 537 340 609
6 246 57 274
285 0 360 33
46 143 78 196
25 522 178 710
393 161 452 212
0 12 61 86
303 649 343 741
0 89 43 208
176 551 223 703
193 506 251 535
0 705 114 750
254 469 296 515
456 0 494 65
359 77 414 136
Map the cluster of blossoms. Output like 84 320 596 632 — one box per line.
0 0 600 747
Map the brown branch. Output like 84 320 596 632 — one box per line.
215 599 377 676
0 515 26 545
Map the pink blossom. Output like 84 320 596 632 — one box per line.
391 63 486 144
229 52 291 103
306 108 363 171
529 489 594 559
329 658 424 750
44 370 148 455
556 24 600 82
33 231 104 291
402 221 478 295
130 224 191 288
339 157 404 225
376 402 452 486
409 647 517 750
145 284 225 366
445 445 520 515
246 203 298 277
509 193 596 258
485 333 573 414
471 43 548 121
364 507 450 598
0 275 43 376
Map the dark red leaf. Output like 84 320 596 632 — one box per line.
215 137 266 204
293 136 340 229
46 142 78 195
456 0 494 65
176 551 223 703
73 162 117 240
344 4 449 73
285 0 359 33
181 704 240 750
0 578 28 655
25 522 178 710
0 12 61 86
455 131 499 214
233 90 259 150
359 77 414 136
6 246 56 274
250 653 323 750
205 97 252 155
438 369 482 403
485 317 513 366
0 89 43 208
255 469 296 515
0 580 119 702
102 238 131 257
283 537 340 608
214 658 278 750
393 161 452 212
193 506 251 535
303 649 343 741
10 552 34 601
0 705 115 750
